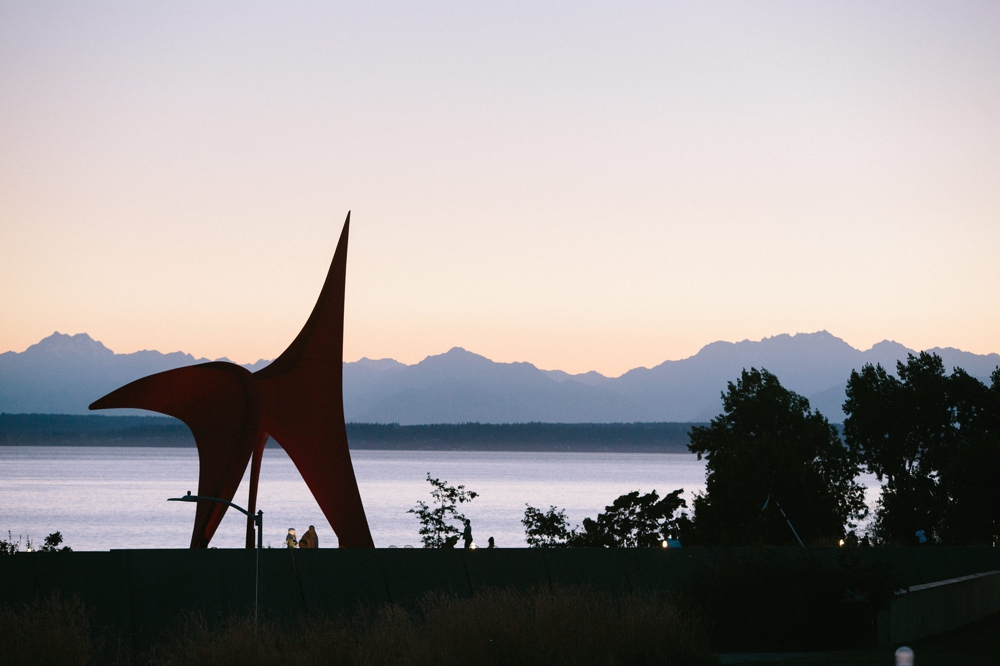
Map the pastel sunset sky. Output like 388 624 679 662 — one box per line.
2 2 998 376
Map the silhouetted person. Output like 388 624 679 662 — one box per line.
487 536 495 549
462 519 473 549
286 528 298 548
300 525 318 549
443 535 459 548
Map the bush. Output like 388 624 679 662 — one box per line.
39 531 72 553
570 489 688 547
408 474 478 548
523 489 690 548
522 505 573 547
1 531 71 554
0 531 21 555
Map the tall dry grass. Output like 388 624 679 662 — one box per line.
0 587 715 666
0 595 94 666
152 587 713 666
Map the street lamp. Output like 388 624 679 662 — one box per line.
168 491 263 621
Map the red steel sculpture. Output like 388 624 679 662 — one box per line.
90 213 374 548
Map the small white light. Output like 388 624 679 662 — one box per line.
470 542 477 550
661 540 668 548
839 539 845 547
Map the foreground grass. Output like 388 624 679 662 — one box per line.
0 595 92 666
0 587 716 666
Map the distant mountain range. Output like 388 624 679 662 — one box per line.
2 331 998 423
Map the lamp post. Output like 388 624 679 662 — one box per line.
168 491 263 621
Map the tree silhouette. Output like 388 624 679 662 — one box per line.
844 353 1000 545
570 489 687 548
522 505 573 547
523 489 688 547
688 368 866 546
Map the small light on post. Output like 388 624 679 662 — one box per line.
661 539 668 549
470 542 477 550
838 539 845 547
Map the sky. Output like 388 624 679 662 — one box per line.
1 1 998 377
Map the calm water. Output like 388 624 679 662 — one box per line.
0 447 882 550
0 447 713 550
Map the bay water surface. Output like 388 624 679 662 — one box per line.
1 446 713 550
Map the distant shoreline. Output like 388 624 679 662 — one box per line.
0 414 700 453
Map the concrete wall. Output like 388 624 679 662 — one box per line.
2 547 999 642
878 570 1000 647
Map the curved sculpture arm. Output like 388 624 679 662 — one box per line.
90 362 262 548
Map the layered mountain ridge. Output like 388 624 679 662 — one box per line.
2 331 997 423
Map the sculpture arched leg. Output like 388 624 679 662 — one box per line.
245 430 268 548
90 362 261 548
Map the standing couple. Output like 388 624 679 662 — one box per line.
286 525 319 548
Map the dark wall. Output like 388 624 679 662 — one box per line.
3 547 1000 641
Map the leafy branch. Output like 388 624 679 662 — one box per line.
408 474 479 548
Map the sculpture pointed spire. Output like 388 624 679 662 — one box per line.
255 213 374 547
90 212 374 548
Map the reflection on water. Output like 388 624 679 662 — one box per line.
0 446 879 550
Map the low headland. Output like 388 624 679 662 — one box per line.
0 414 699 452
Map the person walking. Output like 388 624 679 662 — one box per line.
300 525 319 549
285 528 298 548
462 519 473 549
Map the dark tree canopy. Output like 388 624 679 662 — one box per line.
571 489 687 548
844 353 1000 545
688 368 866 546
522 489 688 548
522 505 573 548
